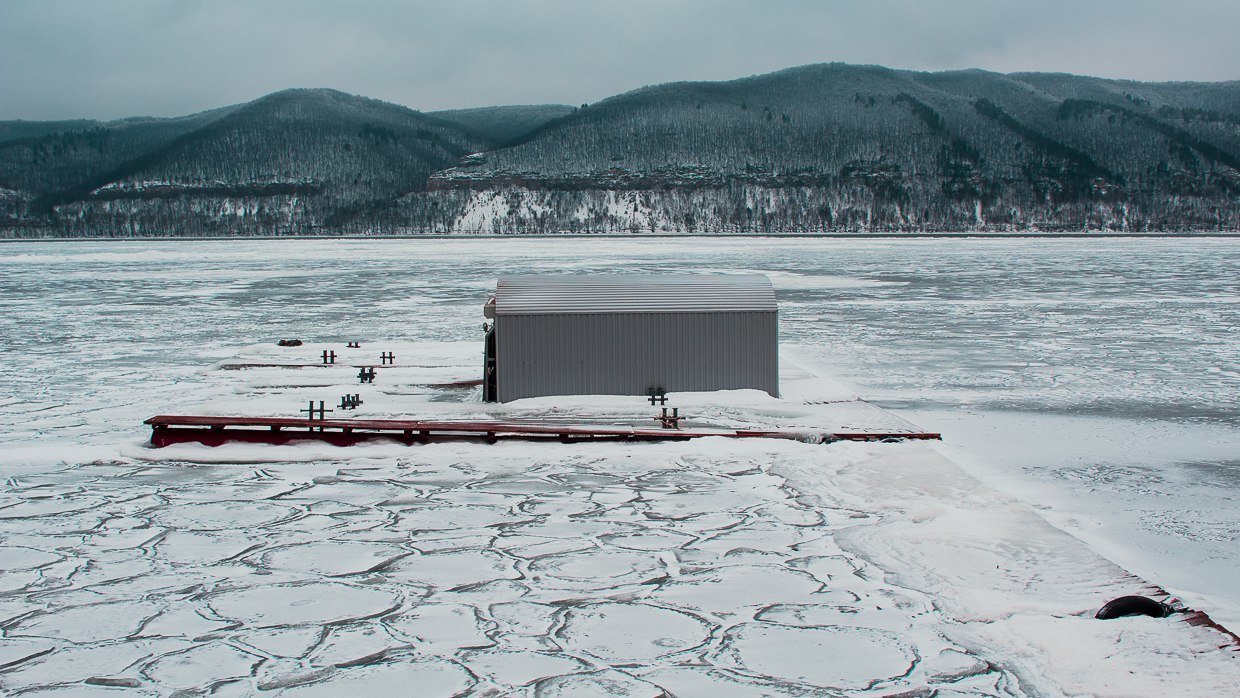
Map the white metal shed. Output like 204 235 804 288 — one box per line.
483 274 778 402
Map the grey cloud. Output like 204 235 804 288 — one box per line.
1 0 1237 120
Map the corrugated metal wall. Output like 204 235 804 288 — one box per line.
495 310 778 401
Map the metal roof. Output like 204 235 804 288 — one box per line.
494 274 776 315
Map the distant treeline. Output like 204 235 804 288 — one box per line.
2 64 1238 236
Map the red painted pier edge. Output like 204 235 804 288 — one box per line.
143 414 942 448
1130 581 1240 653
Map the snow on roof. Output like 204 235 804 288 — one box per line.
494 274 777 315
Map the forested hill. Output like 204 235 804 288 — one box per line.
3 64 1239 236
0 89 486 235
420 64 1240 233
426 105 577 147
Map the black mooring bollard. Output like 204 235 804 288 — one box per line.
300 400 333 420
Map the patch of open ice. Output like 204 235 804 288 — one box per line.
271 656 475 696
529 549 664 589
139 642 262 691
715 622 917 691
435 578 530 606
555 602 713 663
487 601 558 638
0 496 108 519
306 623 410 667
597 528 696 552
154 500 300 531
458 649 591 689
8 600 163 643
0 639 54 671
137 602 239 639
633 665 818 697
206 582 401 628
652 565 823 613
0 546 63 571
0 638 190 692
233 626 323 659
256 541 410 577
382 549 520 590
383 603 494 650
532 668 669 697
390 502 521 531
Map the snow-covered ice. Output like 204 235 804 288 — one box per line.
1 236 1238 695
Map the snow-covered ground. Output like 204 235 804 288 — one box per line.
1 236 1238 695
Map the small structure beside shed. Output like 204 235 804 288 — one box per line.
482 274 779 402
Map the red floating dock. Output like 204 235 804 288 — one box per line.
144 414 942 448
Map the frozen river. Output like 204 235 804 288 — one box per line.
1 235 1238 694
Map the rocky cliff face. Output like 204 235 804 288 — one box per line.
3 65 1238 236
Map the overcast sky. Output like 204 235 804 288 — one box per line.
3 0 1238 121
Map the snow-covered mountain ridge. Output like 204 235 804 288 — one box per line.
2 64 1238 236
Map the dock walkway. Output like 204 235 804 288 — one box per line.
145 414 941 447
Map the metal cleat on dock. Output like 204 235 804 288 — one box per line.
300 400 333 420
656 407 682 429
